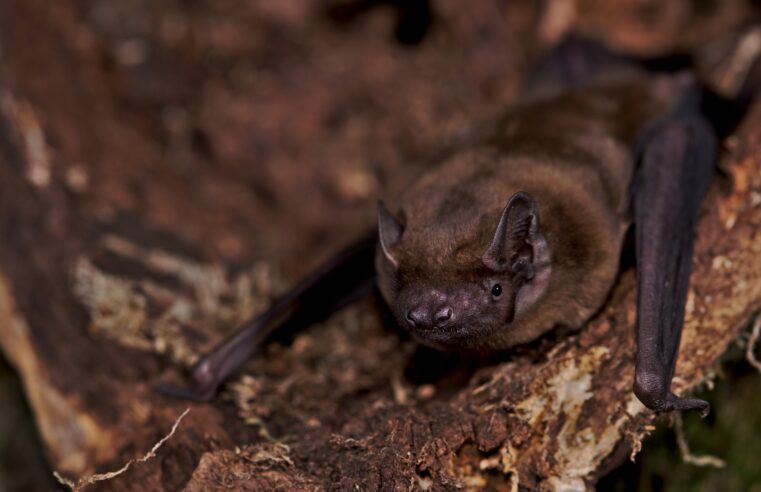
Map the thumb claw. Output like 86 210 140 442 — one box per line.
663 393 710 415
155 382 214 402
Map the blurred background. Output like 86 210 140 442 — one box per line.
1 0 760 490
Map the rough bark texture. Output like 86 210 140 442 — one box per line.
0 0 760 490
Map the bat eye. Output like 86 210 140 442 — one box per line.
491 284 502 297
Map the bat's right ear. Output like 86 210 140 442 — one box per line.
483 191 545 277
378 200 403 269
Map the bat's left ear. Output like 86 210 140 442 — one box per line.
482 191 548 280
378 200 404 270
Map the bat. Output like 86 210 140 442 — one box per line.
159 36 751 413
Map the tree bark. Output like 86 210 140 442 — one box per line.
1 0 760 490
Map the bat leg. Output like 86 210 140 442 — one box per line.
157 234 377 401
632 104 716 414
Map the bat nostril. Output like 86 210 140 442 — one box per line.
406 307 427 328
434 307 453 326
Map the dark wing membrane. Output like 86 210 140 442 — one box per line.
158 233 378 401
632 107 715 413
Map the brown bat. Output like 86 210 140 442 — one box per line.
160 37 751 413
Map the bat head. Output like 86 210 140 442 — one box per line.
377 192 552 349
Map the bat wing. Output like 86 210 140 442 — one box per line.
632 90 716 414
158 233 378 401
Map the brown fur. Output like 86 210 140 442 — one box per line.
378 72 685 350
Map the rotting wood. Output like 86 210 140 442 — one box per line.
1 0 760 490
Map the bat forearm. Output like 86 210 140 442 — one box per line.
160 233 378 401
633 114 714 413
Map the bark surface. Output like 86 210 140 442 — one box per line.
0 0 759 490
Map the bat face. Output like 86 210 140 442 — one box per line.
392 272 520 348
377 192 552 350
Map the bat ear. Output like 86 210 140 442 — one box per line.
378 200 404 269
483 191 544 277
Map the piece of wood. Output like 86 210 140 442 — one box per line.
1 0 759 490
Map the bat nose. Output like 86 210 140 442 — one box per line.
434 307 453 327
406 306 453 329
406 307 429 328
